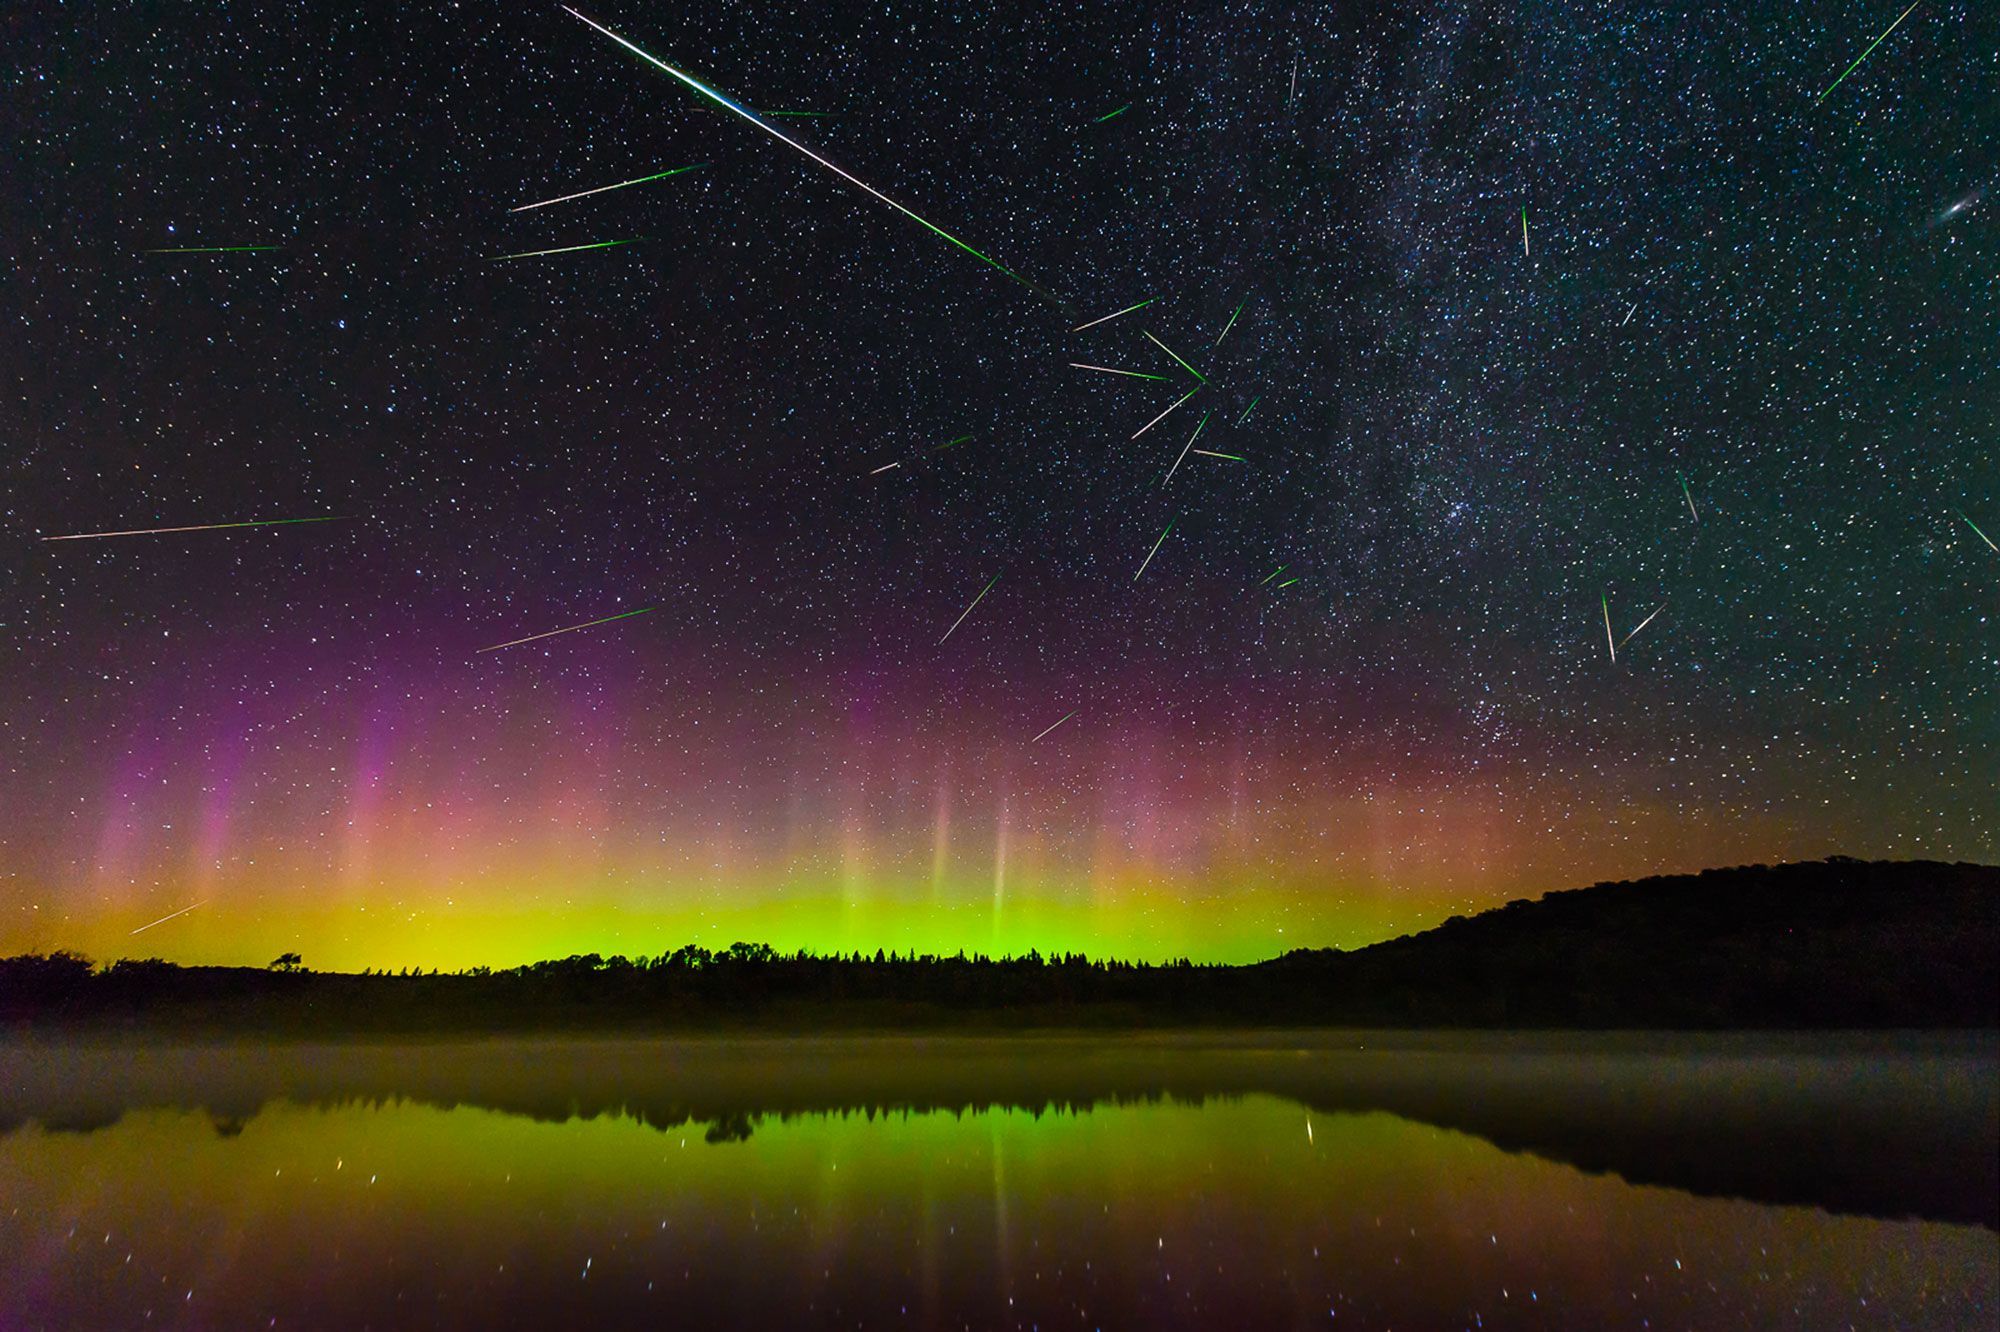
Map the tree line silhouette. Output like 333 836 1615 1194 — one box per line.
2 859 1993 1031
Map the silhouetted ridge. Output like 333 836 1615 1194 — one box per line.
2 859 1993 1030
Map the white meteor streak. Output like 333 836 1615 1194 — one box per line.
131 901 205 935
1072 297 1155 332
477 606 654 653
1620 599 1668 648
1163 411 1212 486
1131 386 1201 440
870 461 902 474
509 164 704 212
1602 595 1617 663
565 8 1031 290
1134 516 1177 582
1069 363 1167 380
939 574 1000 645
1030 710 1078 743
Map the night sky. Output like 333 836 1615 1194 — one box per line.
4 1 1993 969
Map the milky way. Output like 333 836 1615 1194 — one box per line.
3 1 1992 969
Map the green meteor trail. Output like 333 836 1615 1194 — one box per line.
144 244 280 253
510 164 705 213
43 516 344 541
1214 297 1247 346
934 434 974 450
1134 516 1177 582
1275 577 1300 589
1959 509 1999 554
1191 448 1244 461
1236 395 1261 425
1817 0 1923 103
1072 297 1154 332
565 7 1036 294
1144 330 1208 383
477 606 654 654
490 238 641 261
1095 102 1132 123
1259 564 1287 586
938 574 1001 645
1602 594 1616 664
1521 206 1529 258
1679 472 1699 522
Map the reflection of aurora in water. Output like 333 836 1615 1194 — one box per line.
3 1071 1993 1329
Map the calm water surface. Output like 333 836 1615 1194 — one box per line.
0 1032 1993 1329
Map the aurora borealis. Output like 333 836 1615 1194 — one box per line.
3 0 1993 972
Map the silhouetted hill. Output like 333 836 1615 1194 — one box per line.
2 858 1993 1031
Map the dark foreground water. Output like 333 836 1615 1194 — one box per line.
0 1032 1993 1330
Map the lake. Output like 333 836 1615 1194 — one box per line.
1 1032 1993 1328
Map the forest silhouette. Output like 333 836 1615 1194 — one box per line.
3 858 1993 1032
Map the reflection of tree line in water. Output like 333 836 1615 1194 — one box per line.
3 861 1995 1031
3 1035 1992 1229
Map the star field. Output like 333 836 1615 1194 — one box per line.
2 0 1993 968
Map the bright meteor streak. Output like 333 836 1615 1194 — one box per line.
1602 594 1617 664
1817 0 1923 103
1144 330 1209 383
1030 710 1078 743
510 163 705 212
1191 448 1244 461
565 7 1034 292
1236 395 1261 425
1069 363 1168 381
477 606 654 653
42 516 345 542
1214 297 1246 346
130 901 205 935
938 574 1001 645
1095 103 1132 123
1134 516 1177 582
1072 297 1154 332
490 238 641 261
1959 509 1999 554
1163 411 1212 486
1679 472 1699 523
1620 599 1668 648
1131 386 1201 440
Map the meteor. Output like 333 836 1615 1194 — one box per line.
1602 594 1616 663
477 606 654 653
490 238 641 261
144 244 280 253
1070 363 1168 381
1214 296 1247 346
1275 576 1301 588
42 516 345 542
1236 395 1261 425
1289 56 1299 107
510 163 705 212
1030 710 1078 743
1259 564 1287 586
1191 448 1244 461
1131 385 1201 440
1817 0 1923 103
565 7 1035 292
1620 599 1667 648
934 434 974 451
1134 516 1177 582
1144 330 1208 383
1620 303 1638 327
1679 472 1699 523
130 901 205 935
1959 509 1999 554
1521 206 1530 258
1095 103 1132 123
1072 297 1154 332
938 574 1000 645
1163 411 1213 486
870 461 902 474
